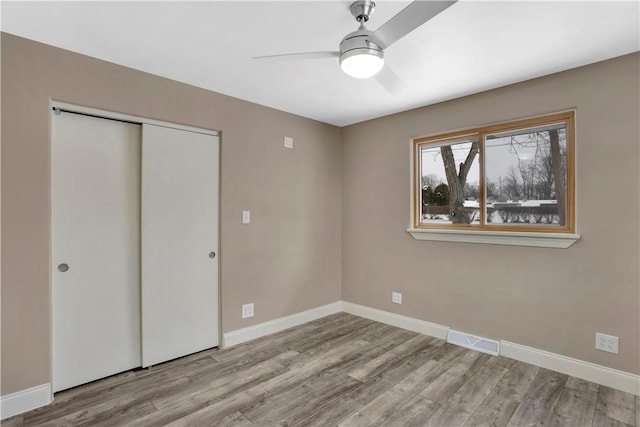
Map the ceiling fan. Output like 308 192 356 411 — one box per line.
253 0 457 95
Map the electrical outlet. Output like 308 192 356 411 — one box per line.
242 303 254 319
242 210 251 224
392 292 402 304
595 332 619 354
284 136 293 149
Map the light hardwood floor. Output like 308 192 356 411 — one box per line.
3 313 638 426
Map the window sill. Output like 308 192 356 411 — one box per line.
407 228 580 248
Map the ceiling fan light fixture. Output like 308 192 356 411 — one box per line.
340 50 384 79
339 26 385 79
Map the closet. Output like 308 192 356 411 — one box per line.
51 108 219 392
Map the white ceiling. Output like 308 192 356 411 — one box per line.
2 1 639 127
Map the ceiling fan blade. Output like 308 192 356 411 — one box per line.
253 51 339 61
374 65 405 95
372 1 457 49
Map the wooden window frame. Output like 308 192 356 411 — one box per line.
412 111 576 235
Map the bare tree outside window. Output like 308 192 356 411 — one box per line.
420 140 480 225
484 124 567 226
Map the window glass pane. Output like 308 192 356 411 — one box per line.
484 123 567 226
420 139 480 225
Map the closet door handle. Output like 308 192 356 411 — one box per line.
58 263 70 272
209 252 216 259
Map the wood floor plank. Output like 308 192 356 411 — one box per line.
164 385 266 426
339 359 443 427
425 356 511 426
506 368 568 426
32 376 190 427
356 326 423 356
254 377 364 426
593 412 635 427
131 382 266 426
251 334 424 422
152 359 284 409
595 386 637 426
287 316 373 354
0 416 23 427
347 334 439 382
24 373 191 426
211 321 321 363
261 349 374 426
257 339 370 393
210 342 297 369
192 350 295 386
384 395 441 427
34 400 154 427
296 333 442 418
210 411 253 427
242 368 361 424
357 322 406 342
211 316 366 373
304 311 353 328
431 342 469 364
420 350 490 405
128 363 283 425
547 384 598 427
283 321 387 369
79 401 157 427
296 396 364 427
566 376 599 394
126 399 200 425
271 313 365 355
261 349 301 367
464 361 539 427
185 348 292 385
636 395 640 427
346 339 466 406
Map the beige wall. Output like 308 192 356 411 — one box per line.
0 33 342 395
342 52 640 374
2 31 638 398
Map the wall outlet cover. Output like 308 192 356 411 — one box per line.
242 303 254 319
392 292 402 304
595 332 619 354
284 136 293 149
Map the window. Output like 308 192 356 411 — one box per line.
411 112 577 247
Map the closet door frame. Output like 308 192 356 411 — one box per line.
49 101 222 393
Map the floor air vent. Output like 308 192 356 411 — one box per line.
447 329 500 356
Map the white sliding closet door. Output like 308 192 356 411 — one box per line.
141 124 219 367
52 111 141 392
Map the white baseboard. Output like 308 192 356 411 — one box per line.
501 341 640 396
1 383 52 420
341 301 449 340
222 301 343 348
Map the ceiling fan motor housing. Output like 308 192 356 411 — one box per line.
339 28 384 75
342 0 383 62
